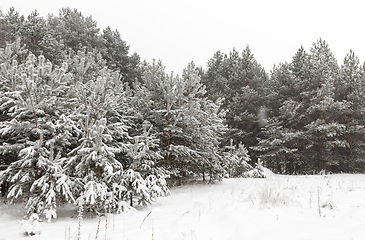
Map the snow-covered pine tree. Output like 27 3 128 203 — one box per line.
25 139 74 219
133 61 227 184
134 60 186 182
224 140 250 177
0 38 28 173
124 120 169 206
65 117 122 212
224 140 264 178
0 40 74 214
180 63 227 182
61 60 167 213
1 41 125 215
63 67 129 214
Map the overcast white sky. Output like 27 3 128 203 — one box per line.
2 0 365 74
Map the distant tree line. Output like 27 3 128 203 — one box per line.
0 7 142 84
0 6 364 216
202 41 365 174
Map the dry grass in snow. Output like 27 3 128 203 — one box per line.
1 173 365 240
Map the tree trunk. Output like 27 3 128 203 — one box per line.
130 193 133 207
349 113 353 163
318 110 323 172
166 112 171 167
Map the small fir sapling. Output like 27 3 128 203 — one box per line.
82 179 108 215
116 200 136 213
224 140 265 178
145 174 170 201
122 169 150 207
243 159 266 178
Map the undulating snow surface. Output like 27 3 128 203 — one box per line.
1 174 365 240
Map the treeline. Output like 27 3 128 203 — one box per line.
256 42 365 174
0 6 364 216
0 7 142 84
202 42 365 174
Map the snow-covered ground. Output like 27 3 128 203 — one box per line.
1 173 365 240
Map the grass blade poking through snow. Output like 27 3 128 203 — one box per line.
140 211 152 229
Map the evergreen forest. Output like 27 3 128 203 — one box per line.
0 7 364 216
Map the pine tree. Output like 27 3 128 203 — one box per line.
134 61 226 183
62 66 130 214
0 8 25 47
257 60 309 173
123 120 169 206
338 50 365 171
24 139 74 218
47 8 101 53
0 7 142 84
305 39 350 172
101 27 142 85
0 40 74 213
202 47 267 162
257 40 354 173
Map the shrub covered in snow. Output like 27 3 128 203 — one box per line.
242 161 266 178
224 141 266 178
20 213 41 236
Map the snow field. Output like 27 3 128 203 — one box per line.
1 174 365 240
